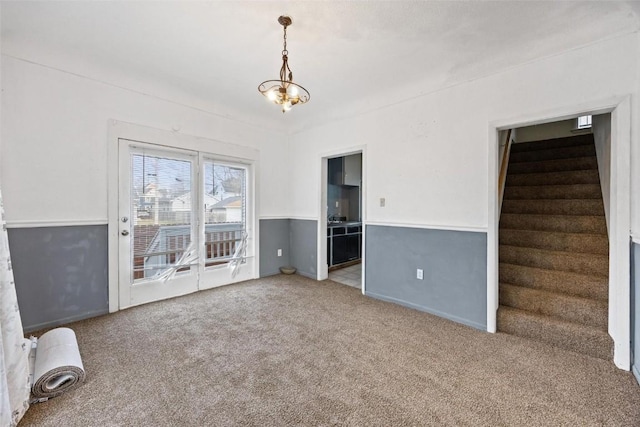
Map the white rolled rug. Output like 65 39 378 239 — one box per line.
31 328 85 399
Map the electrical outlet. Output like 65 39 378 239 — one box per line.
277 249 282 257
416 269 423 280
380 197 386 207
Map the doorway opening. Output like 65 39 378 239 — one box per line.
496 115 611 361
488 97 631 370
319 149 365 292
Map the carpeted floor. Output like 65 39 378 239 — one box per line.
19 274 640 426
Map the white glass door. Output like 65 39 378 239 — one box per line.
118 139 198 308
117 139 255 308
198 157 255 289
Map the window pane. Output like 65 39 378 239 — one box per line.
131 153 193 280
203 161 246 267
577 115 592 129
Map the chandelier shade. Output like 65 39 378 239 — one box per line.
258 16 310 113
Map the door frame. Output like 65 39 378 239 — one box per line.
318 146 366 293
487 95 631 370
108 120 260 312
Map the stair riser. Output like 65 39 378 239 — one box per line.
504 184 601 200
506 170 600 186
510 145 596 163
499 284 607 329
510 135 593 153
500 246 608 276
508 157 597 174
500 214 607 234
497 307 612 360
502 199 604 216
499 230 608 255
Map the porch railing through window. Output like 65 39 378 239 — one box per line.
204 226 244 267
132 223 244 280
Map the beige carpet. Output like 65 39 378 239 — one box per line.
20 275 640 426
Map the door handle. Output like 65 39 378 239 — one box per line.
121 230 129 236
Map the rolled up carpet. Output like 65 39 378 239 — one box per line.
32 328 85 399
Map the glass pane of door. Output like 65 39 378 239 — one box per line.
130 152 195 281
203 161 246 268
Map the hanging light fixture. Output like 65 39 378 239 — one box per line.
258 16 310 113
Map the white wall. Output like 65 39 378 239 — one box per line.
0 56 290 224
592 113 612 233
515 119 589 143
289 32 639 234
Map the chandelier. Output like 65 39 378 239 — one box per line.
258 16 310 113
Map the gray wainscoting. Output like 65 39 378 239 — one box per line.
365 225 487 330
632 242 639 384
8 225 109 332
259 219 291 277
290 219 317 279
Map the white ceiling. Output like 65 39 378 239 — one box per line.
2 1 639 133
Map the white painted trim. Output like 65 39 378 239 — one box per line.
608 96 631 370
107 122 120 313
288 216 317 221
5 219 108 228
361 148 367 295
317 158 329 281
487 125 500 333
365 221 487 234
489 96 625 130
258 216 290 220
320 145 367 160
632 233 640 245
487 95 632 370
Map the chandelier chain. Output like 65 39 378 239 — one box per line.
282 24 288 55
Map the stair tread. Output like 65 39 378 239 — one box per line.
498 305 611 337
497 305 612 360
505 169 600 186
504 197 603 202
499 306 608 335
503 184 602 200
500 213 607 234
499 262 608 301
502 198 605 216
507 156 598 174
500 245 608 277
499 283 607 329
499 229 608 255
501 282 607 304
499 228 606 238
500 244 609 261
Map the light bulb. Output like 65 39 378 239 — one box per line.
266 89 277 102
283 101 292 112
288 85 299 98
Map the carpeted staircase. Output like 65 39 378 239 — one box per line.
498 134 612 360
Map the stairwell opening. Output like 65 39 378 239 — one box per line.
497 117 613 361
